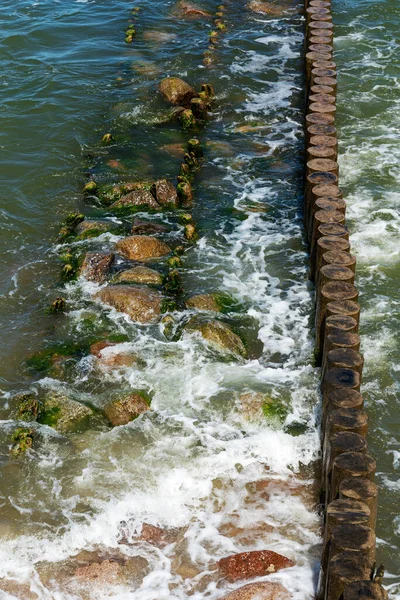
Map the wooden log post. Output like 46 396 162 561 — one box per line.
306 125 337 147
322 250 355 271
315 239 351 279
325 314 359 335
339 478 378 530
311 210 346 257
306 52 333 84
305 172 339 228
322 432 368 502
318 265 355 296
324 348 364 382
343 581 388 600
322 388 364 425
324 330 361 356
326 299 360 324
307 145 337 162
307 158 339 178
325 551 374 600
331 452 376 504
326 408 368 439
315 281 358 360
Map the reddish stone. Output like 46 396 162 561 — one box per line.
90 340 116 357
218 550 295 582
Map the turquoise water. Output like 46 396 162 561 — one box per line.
0 0 398 597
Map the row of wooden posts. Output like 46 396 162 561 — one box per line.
303 1 388 599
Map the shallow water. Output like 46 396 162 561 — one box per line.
0 0 398 597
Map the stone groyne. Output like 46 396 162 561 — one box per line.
303 1 389 599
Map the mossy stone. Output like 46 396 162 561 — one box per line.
10 428 34 457
15 393 41 421
38 391 93 433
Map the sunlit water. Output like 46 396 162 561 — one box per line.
0 0 397 598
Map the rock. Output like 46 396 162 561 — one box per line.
159 77 198 107
81 252 115 284
15 392 40 421
153 179 178 207
160 143 186 158
113 266 163 285
218 550 295 583
111 189 161 211
178 1 212 18
139 523 178 547
116 235 171 261
96 285 162 323
104 392 150 426
73 554 149 586
75 220 114 240
186 293 221 312
131 218 169 235
132 60 161 77
90 341 140 370
219 582 291 600
38 391 93 433
10 427 34 456
90 340 116 357
143 31 177 43
186 318 247 358
248 1 288 15
75 560 120 584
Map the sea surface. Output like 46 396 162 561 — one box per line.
0 0 398 598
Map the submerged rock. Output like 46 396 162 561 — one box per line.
73 553 149 586
113 266 163 285
178 1 212 18
186 293 221 312
81 252 115 284
159 77 198 107
116 235 171 261
220 582 291 600
38 391 93 433
10 427 34 456
111 189 161 211
239 391 289 423
185 318 247 357
153 179 178 207
218 550 295 582
143 30 177 43
90 341 140 370
15 392 40 421
104 392 151 426
131 218 169 235
248 1 288 15
75 220 115 240
96 285 162 323
75 560 120 584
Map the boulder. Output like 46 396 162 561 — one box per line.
90 341 140 369
73 554 149 586
113 266 163 285
139 523 178 547
186 293 221 312
219 582 291 600
96 285 162 323
80 252 115 284
159 77 198 107
131 218 169 235
153 179 178 207
248 1 287 15
104 392 150 426
186 318 247 358
111 189 161 211
178 1 212 18
218 550 295 582
75 220 113 240
116 235 171 261
38 391 93 433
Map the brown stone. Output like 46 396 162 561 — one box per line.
90 340 116 357
81 252 114 284
218 550 295 582
153 179 178 207
75 560 121 583
159 77 198 107
178 1 212 18
219 582 291 600
96 285 162 323
111 189 160 211
248 1 289 16
116 235 171 261
131 218 168 235
104 393 150 426
139 523 177 547
113 266 163 285
185 318 247 357
186 293 221 311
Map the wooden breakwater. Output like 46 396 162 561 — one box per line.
303 2 389 599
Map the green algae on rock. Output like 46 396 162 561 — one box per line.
10 428 34 457
104 392 151 426
38 391 93 433
111 189 161 213
186 293 221 312
185 317 248 358
96 285 163 323
159 77 198 107
15 393 41 421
